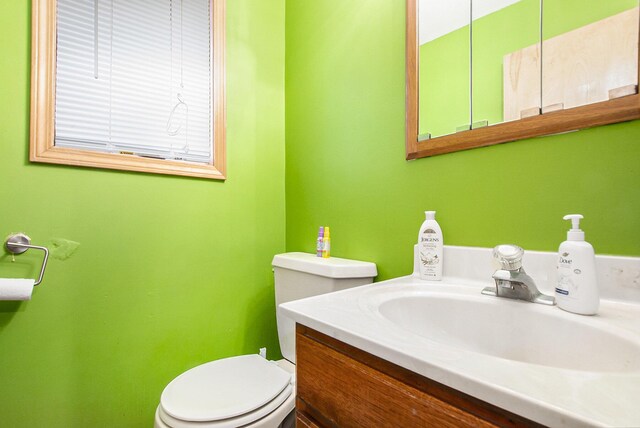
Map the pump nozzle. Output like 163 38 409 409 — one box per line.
563 214 585 241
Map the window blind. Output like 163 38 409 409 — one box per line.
55 0 213 164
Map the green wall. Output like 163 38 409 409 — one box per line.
0 0 285 426
285 0 640 281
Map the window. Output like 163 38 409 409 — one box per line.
30 0 226 179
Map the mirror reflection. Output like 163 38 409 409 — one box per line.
474 0 541 126
418 0 470 139
541 0 639 113
417 0 639 142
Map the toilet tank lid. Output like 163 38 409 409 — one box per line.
272 252 377 279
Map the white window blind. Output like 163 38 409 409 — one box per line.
55 0 213 164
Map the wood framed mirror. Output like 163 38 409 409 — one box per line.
406 0 640 160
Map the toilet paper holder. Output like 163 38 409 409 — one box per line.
4 233 49 286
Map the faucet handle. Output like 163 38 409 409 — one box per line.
493 244 524 271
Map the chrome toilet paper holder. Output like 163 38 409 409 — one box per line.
4 233 50 286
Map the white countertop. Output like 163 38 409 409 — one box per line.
280 275 640 427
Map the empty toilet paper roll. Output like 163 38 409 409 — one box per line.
0 278 36 300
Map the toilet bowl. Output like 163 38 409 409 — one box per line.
154 253 377 428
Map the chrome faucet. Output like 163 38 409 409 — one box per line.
482 244 555 305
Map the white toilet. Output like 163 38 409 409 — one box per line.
154 252 377 428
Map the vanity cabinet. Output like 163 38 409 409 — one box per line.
295 325 543 428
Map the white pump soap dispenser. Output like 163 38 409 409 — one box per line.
555 214 599 315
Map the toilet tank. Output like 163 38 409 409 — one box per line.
272 252 377 363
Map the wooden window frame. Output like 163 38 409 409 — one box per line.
30 0 226 180
405 0 640 160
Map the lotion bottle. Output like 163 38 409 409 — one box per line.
555 214 599 315
418 211 443 281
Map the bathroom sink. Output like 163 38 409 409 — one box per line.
378 292 640 372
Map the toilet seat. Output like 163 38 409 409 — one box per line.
158 355 294 428
157 384 293 428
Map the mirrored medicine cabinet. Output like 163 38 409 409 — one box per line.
406 0 640 159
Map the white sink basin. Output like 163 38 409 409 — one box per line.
281 274 640 427
378 292 640 372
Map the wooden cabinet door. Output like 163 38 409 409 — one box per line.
296 325 543 428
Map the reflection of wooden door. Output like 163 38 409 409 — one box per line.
503 7 639 122
503 44 541 121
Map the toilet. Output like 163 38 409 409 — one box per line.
154 252 377 428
